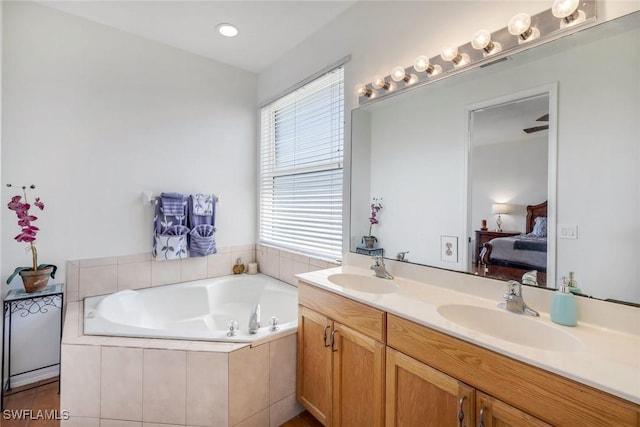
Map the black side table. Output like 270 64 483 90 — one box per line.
1 283 64 410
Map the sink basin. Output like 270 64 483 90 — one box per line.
437 304 582 352
327 273 399 294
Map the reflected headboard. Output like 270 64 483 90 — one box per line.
526 201 548 234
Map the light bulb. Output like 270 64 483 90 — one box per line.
471 29 502 55
440 46 459 62
354 83 371 98
441 46 469 67
508 13 540 42
552 0 579 18
471 30 491 50
391 66 410 83
552 0 586 27
508 13 531 36
414 56 430 72
372 75 390 90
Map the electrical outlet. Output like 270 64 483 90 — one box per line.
441 236 458 262
559 224 578 239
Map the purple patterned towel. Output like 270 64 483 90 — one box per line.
161 192 187 216
189 224 216 257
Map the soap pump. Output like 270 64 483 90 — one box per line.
550 276 578 327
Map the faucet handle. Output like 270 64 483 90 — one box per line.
506 280 521 296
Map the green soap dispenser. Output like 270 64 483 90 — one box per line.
551 277 578 327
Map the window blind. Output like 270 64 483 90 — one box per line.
259 67 344 261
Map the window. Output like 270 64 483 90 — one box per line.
259 67 344 261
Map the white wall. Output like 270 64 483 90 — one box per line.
2 1 257 289
471 136 548 234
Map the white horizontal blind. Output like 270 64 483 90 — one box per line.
259 67 344 261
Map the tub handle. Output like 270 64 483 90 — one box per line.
323 325 331 347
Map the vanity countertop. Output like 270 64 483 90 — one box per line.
296 265 640 405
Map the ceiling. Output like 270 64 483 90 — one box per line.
37 0 356 74
472 94 549 146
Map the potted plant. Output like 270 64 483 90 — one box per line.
363 197 383 248
6 184 57 293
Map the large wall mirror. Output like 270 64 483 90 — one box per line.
350 11 639 305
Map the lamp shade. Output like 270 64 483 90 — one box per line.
492 203 512 215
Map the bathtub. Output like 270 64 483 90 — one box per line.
83 273 298 342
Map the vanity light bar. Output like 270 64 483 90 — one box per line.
356 0 595 105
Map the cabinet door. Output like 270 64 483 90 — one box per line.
476 392 551 427
386 347 475 427
332 322 385 427
297 305 333 425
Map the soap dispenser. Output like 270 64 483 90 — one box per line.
551 277 578 327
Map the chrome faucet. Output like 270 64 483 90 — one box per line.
370 256 394 279
396 251 410 262
501 280 539 316
248 304 261 334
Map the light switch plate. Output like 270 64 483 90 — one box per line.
559 224 578 239
441 236 458 262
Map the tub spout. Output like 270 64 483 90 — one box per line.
249 304 261 334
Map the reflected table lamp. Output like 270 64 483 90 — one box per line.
492 203 511 232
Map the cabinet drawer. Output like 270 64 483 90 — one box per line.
387 314 639 427
298 281 386 342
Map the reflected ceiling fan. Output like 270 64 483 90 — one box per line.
523 114 549 134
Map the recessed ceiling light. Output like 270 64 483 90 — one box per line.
217 23 238 38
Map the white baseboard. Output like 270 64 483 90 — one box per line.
4 366 59 389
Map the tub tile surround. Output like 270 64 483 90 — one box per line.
60 244 334 426
66 244 337 303
62 300 301 426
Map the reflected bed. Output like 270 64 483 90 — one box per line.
480 201 548 286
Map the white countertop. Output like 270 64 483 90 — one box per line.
297 265 640 405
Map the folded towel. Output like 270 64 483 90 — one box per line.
189 224 216 257
154 234 187 260
192 194 214 216
161 192 187 216
164 225 190 236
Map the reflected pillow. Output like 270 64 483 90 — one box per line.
532 216 547 237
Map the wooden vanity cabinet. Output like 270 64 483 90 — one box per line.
387 313 639 427
297 282 385 427
386 347 475 426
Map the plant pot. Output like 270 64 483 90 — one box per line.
19 266 54 293
362 235 377 249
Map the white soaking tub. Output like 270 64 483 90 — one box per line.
83 273 298 342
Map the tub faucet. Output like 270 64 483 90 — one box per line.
249 304 261 334
502 280 539 317
370 256 394 279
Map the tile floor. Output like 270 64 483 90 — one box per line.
2 379 320 427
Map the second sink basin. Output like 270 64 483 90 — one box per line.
437 304 582 352
327 273 399 294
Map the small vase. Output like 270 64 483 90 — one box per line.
19 266 53 293
362 236 377 249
